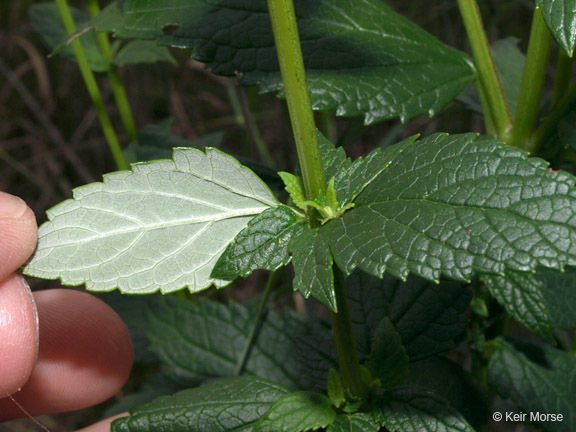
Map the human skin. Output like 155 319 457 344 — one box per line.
0 191 133 431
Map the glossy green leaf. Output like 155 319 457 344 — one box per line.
488 338 576 431
347 271 470 361
147 296 324 390
324 133 576 284
319 132 419 208
327 370 345 409
375 387 475 432
253 391 336 432
538 267 576 330
536 0 576 55
492 37 525 118
482 271 553 341
327 414 380 432
29 2 110 72
24 148 278 294
95 0 475 124
212 206 305 279
111 376 289 432
114 40 177 67
367 318 409 388
290 226 336 311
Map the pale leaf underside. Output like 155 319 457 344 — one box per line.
24 148 278 294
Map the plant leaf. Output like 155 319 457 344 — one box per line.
253 391 337 432
24 148 278 294
488 338 576 431
147 296 324 391
367 318 409 389
481 271 553 341
324 133 576 284
347 271 470 362
407 357 489 430
375 387 475 432
111 376 289 432
29 2 110 72
114 40 177 66
319 132 419 208
538 267 576 330
327 414 380 432
212 206 305 279
95 0 475 124
290 226 336 311
536 0 576 55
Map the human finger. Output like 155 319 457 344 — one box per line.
0 289 133 420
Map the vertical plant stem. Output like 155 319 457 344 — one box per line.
267 0 365 397
234 270 279 376
532 81 576 150
54 0 128 170
457 0 512 140
266 0 325 200
86 0 138 142
551 50 573 108
329 268 367 398
508 8 552 152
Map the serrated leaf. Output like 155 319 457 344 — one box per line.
24 148 278 294
488 338 576 431
324 133 576 284
253 391 337 432
111 376 289 432
367 317 409 388
29 2 110 72
290 226 336 311
482 271 554 341
407 357 489 430
319 132 419 208
114 40 177 67
95 0 475 124
212 205 304 279
536 0 576 55
278 172 307 210
327 369 345 409
375 387 475 432
538 267 576 330
147 296 323 390
327 414 380 432
347 271 470 362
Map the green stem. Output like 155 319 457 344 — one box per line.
234 270 279 376
551 50 574 108
266 0 325 201
329 269 367 398
457 0 512 140
267 0 365 398
508 7 552 152
532 81 576 151
55 0 128 170
86 0 138 142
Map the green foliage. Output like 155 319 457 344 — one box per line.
94 0 475 124
111 376 289 432
374 387 475 432
24 148 278 293
19 0 576 430
537 0 576 55
253 391 336 432
324 133 576 283
488 338 576 431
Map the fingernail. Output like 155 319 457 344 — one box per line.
0 192 28 219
